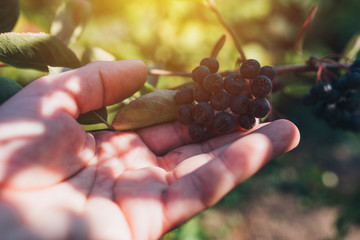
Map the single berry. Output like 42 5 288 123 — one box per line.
177 104 194 125
260 66 277 80
250 75 273 98
193 85 211 102
230 95 251 114
192 102 214 125
174 86 194 104
224 73 248 96
188 123 208 142
240 59 261 79
192 65 210 84
210 91 231 111
238 114 256 130
310 82 333 100
248 98 271 118
213 112 235 133
200 57 219 73
203 73 224 93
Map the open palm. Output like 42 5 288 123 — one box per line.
0 60 300 240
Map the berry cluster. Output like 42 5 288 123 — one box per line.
175 57 275 141
302 58 360 131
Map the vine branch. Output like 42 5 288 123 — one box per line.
148 61 347 78
206 0 247 61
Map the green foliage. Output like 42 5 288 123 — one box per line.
0 32 81 71
112 90 179 130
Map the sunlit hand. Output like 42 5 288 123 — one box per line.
0 60 300 240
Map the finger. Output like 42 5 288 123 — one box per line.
162 119 300 230
138 119 264 156
157 122 270 171
9 60 148 117
167 120 299 182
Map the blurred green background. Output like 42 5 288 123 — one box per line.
2 0 360 239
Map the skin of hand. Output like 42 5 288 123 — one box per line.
0 60 300 240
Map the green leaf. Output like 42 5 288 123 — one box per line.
343 33 360 60
0 32 82 71
112 90 179 130
77 107 108 125
0 76 23 105
0 0 20 33
51 0 92 45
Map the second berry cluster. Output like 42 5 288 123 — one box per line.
175 57 276 142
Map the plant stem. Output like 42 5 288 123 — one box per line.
206 0 247 61
92 110 115 130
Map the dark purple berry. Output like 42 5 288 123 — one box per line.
238 114 256 130
200 57 219 73
260 66 277 80
310 82 333 100
224 73 248 96
210 91 231 111
177 104 194 125
192 65 210 84
240 59 261 79
194 85 211 102
213 112 235 133
250 75 273 98
192 102 214 125
230 95 251 114
188 123 208 142
248 98 271 118
203 73 224 93
174 86 194 104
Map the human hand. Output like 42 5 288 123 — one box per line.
0 60 300 240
